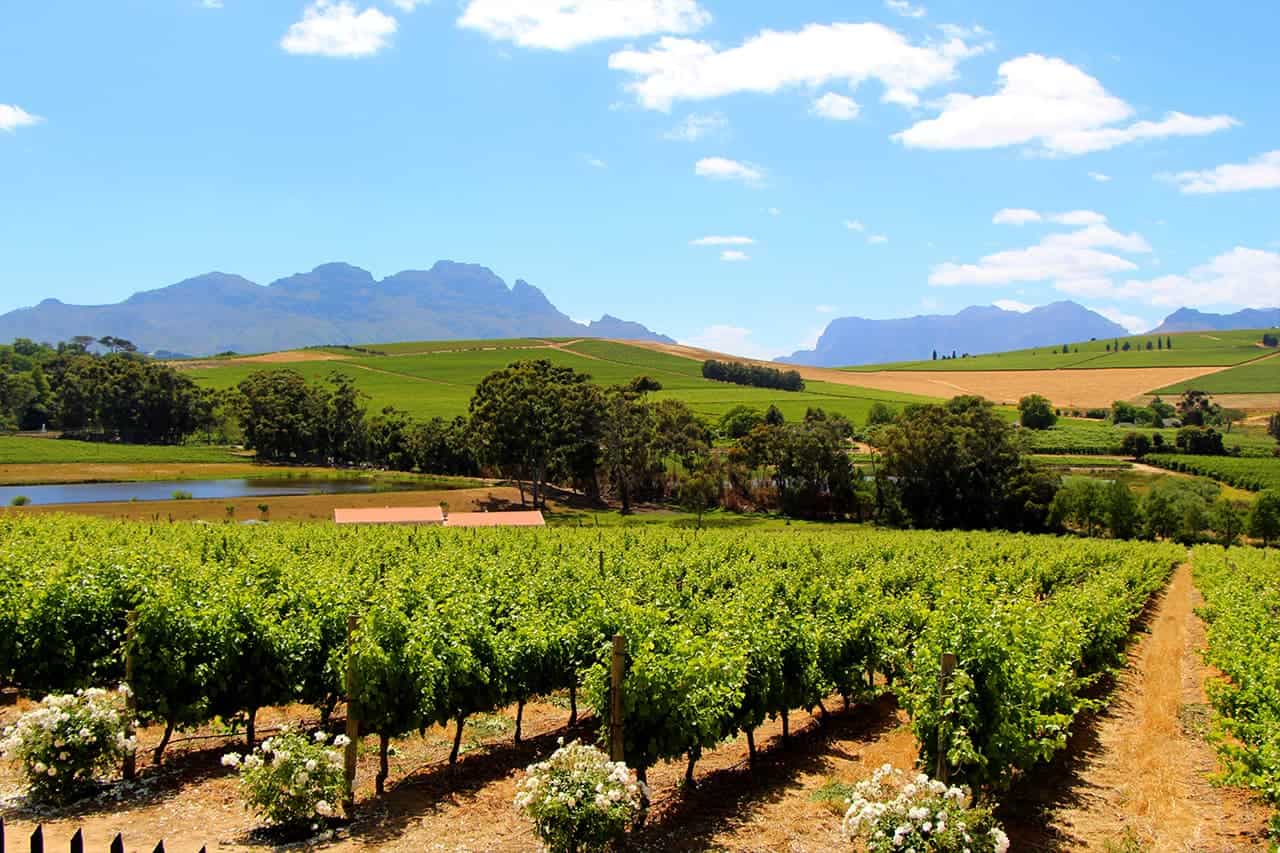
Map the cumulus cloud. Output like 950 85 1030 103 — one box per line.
280 1 397 57
663 112 727 142
683 325 773 359
993 299 1033 312
0 104 42 132
1067 247 1280 308
1089 171 1112 182
885 0 926 17
992 208 1041 226
895 54 1236 155
690 235 754 246
608 21 982 112
867 234 889 245
931 218 1151 289
844 219 866 231
720 250 750 262
458 0 709 51
1162 150 1280 194
695 157 764 184
389 0 429 9
992 208 1108 227
586 156 608 168
811 92 860 120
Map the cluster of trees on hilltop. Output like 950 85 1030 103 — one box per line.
0 337 216 442
702 359 805 391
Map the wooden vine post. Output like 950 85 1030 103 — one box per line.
936 652 957 784
609 634 626 763
343 615 360 817
123 610 138 781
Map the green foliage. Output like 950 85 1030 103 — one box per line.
702 359 805 392
222 728 346 827
1248 492 1280 548
718 405 764 439
171 490 193 501
9 494 30 506
1146 455 1280 493
1018 394 1057 429
1175 426 1226 456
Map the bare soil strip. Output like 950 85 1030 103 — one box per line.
623 340 1233 409
1004 563 1271 851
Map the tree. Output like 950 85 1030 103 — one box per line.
1018 394 1057 430
1214 408 1246 434
627 375 663 394
1248 491 1280 548
677 457 721 528
718 405 763 440
764 404 785 427
1175 426 1225 456
873 395 1046 531
1268 412 1280 444
324 373 368 465
235 370 325 461
653 399 712 472
865 402 896 427
1107 480 1142 540
1120 432 1152 459
599 387 658 514
1211 499 1246 548
1177 390 1219 427
1262 333 1278 348
1050 478 1109 537
469 360 595 508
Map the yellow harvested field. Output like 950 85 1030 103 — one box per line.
174 349 351 369
626 341 1231 408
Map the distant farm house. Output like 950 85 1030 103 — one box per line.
332 507 545 527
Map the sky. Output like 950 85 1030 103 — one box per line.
2 1 1278 359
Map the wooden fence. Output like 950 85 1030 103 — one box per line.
0 819 205 853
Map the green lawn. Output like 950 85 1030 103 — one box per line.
845 329 1274 372
188 340 937 425
0 436 242 464
1150 353 1280 394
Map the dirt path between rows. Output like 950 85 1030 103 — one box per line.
1006 563 1272 851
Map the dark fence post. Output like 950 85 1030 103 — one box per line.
27 825 41 853
110 835 124 853
152 842 165 853
609 634 626 762
69 830 83 853
0 816 5 853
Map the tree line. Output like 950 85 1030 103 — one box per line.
702 359 805 391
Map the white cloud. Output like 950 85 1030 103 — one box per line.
690 235 754 246
281 1 397 57
200 0 224 8
931 220 1151 289
885 0 926 17
390 0 428 9
694 157 764 184
844 219 866 231
458 0 709 51
1089 171 1112 182
608 22 983 112
586 156 608 168
663 112 726 142
868 234 889 245
993 208 1107 227
811 92 861 121
993 299 1033 312
0 105 42 132
1091 306 1149 334
720 250 750 262
1162 150 1280 194
683 324 773 359
816 305 838 313
1072 247 1280 309
895 54 1236 155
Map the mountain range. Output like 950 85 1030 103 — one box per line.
782 302 1129 367
1151 307 1280 334
0 262 673 356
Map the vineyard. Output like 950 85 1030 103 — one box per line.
0 515 1181 812
1192 546 1280 836
1146 454 1280 492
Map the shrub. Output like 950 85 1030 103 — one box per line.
222 728 347 828
513 739 646 853
841 764 1009 852
1018 395 1057 430
0 686 134 804
9 495 30 507
171 490 193 501
1120 432 1152 459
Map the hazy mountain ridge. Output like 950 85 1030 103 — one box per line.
781 302 1129 367
1151 307 1280 334
0 262 674 356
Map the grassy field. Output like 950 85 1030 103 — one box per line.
185 338 937 425
845 329 1274 372
1020 418 1276 456
0 436 242 465
1150 353 1280 394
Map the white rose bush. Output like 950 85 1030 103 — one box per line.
0 686 134 804
513 739 647 853
842 765 1010 853
222 728 347 828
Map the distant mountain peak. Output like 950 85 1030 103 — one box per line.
0 261 673 355
1152 306 1280 333
782 300 1127 367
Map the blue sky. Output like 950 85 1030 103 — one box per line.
2 1 1278 358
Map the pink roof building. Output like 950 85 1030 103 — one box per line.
444 510 546 528
333 506 446 525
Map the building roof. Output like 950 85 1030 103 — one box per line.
333 506 445 525
444 510 546 528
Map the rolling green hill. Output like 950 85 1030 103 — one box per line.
184 339 936 425
1151 353 1280 395
844 329 1274 372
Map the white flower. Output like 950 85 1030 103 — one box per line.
314 731 328 743
333 734 351 748
221 753 242 767
315 799 334 817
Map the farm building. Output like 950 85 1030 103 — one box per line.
444 510 546 528
333 507 445 525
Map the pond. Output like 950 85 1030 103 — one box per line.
0 478 420 507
